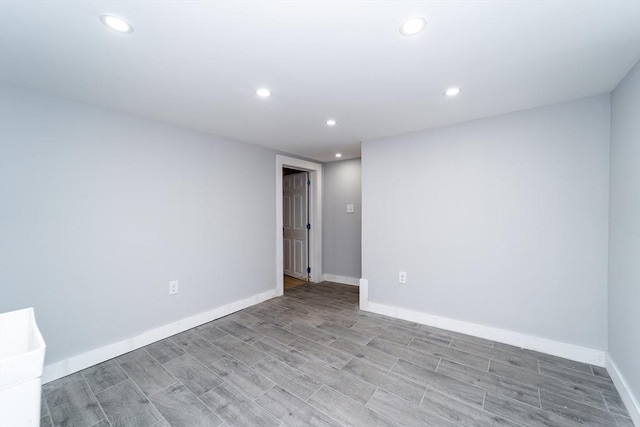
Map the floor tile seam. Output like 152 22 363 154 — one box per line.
256 332 304 349
40 413 54 427
505 348 581 370
78 369 116 425
487 359 611 411
316 383 394 427
252 356 324 399
536 370 617 395
302 386 359 427
480 399 538 427
86 363 138 400
539 387 627 419
485 359 546 389
363 396 412 427
539 360 615 380
537 387 542 410
42 374 86 406
199 378 277 424
282 322 338 343
140 347 182 389
342 360 427 406
481 388 487 409
406 336 417 348
409 337 492 368
331 339 399 368
252 336 313 366
537 382 610 413
40 385 52 418
112 375 169 427
539 359 616 384
450 342 540 369
366 336 444 369
320 328 375 346
446 337 499 353
538 398 620 426
209 335 270 365
600 390 631 417
384 323 449 342
192 381 233 424
191 326 231 346
417 387 484 427
434 357 443 372
434 386 534 427
495 344 598 377
166 351 227 387
433 362 544 409
156 345 208 370
392 359 488 405
285 339 353 369
425 351 490 373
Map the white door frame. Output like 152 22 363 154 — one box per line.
276 155 322 296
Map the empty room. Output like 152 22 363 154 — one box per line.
0 1 639 427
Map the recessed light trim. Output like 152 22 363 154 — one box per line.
256 88 271 98
335 153 342 158
101 14 133 33
444 87 461 97
326 119 337 126
400 17 427 36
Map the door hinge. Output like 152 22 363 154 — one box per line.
308 180 311 186
306 223 311 230
307 267 311 274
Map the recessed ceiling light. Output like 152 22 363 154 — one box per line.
100 14 133 33
444 87 461 97
326 119 337 126
335 153 342 158
256 88 271 98
400 17 427 36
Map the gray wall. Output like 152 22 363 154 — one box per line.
0 84 276 365
362 95 610 349
322 159 362 279
609 60 640 402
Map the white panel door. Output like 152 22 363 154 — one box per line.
283 172 308 280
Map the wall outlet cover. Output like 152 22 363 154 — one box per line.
169 280 179 295
399 272 407 285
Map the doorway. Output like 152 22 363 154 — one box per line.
283 168 309 284
275 155 323 296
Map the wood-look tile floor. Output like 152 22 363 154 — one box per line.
40 282 633 427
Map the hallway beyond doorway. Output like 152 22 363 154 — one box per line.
284 275 306 290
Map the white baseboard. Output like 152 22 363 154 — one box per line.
359 278 369 310
321 274 360 286
42 288 277 384
606 354 640 426
358 279 604 366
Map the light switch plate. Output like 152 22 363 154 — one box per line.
346 204 354 213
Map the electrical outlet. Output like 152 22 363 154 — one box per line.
399 271 407 285
169 280 179 295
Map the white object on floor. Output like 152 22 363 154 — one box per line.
0 307 46 427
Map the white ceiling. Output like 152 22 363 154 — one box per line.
1 1 639 162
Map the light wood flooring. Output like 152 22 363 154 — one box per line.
40 282 633 427
283 275 306 290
